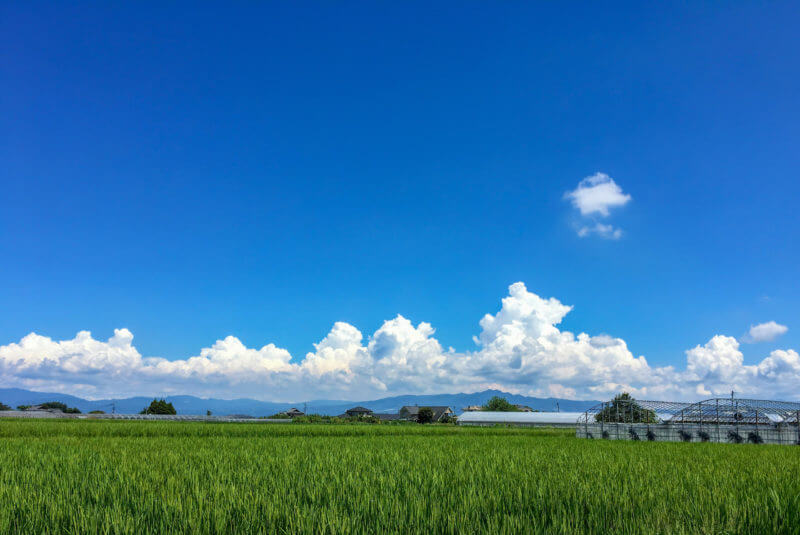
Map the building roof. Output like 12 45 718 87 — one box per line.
285 408 304 416
345 406 373 413
458 411 583 425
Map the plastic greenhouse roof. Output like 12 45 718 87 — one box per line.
458 411 584 424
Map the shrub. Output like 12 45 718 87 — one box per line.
140 399 176 415
417 407 434 424
728 430 743 444
0 402 11 411
89 410 106 414
748 432 764 445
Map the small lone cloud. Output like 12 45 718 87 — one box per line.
741 321 788 343
565 173 630 239
565 172 631 217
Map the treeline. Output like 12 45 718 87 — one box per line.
2 401 82 413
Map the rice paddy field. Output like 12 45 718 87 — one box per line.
1 420 799 534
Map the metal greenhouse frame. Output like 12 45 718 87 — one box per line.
577 396 800 445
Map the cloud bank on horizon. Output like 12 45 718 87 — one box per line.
1 282 797 402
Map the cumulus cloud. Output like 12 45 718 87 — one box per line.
741 321 788 343
1 283 799 401
565 173 631 217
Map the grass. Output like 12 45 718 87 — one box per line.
0 420 798 534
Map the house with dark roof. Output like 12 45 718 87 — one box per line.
399 405 455 422
284 408 305 418
344 406 373 418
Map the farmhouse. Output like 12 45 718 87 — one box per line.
339 407 403 421
399 406 455 422
283 408 304 418
344 406 373 417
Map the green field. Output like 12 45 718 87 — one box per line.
1 420 798 534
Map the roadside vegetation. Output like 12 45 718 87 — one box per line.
0 420 797 534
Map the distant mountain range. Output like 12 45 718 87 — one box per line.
0 388 599 416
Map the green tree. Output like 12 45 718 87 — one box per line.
0 402 11 411
35 401 82 413
140 399 177 415
482 396 519 412
594 393 657 423
88 410 106 414
39 401 68 412
417 407 434 424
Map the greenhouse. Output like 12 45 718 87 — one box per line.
458 411 585 427
576 396 800 445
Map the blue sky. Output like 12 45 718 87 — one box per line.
1 2 799 401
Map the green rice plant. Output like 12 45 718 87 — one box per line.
0 419 798 534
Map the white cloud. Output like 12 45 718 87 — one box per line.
679 336 800 400
1 283 799 401
565 173 631 217
741 321 788 343
577 223 623 240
